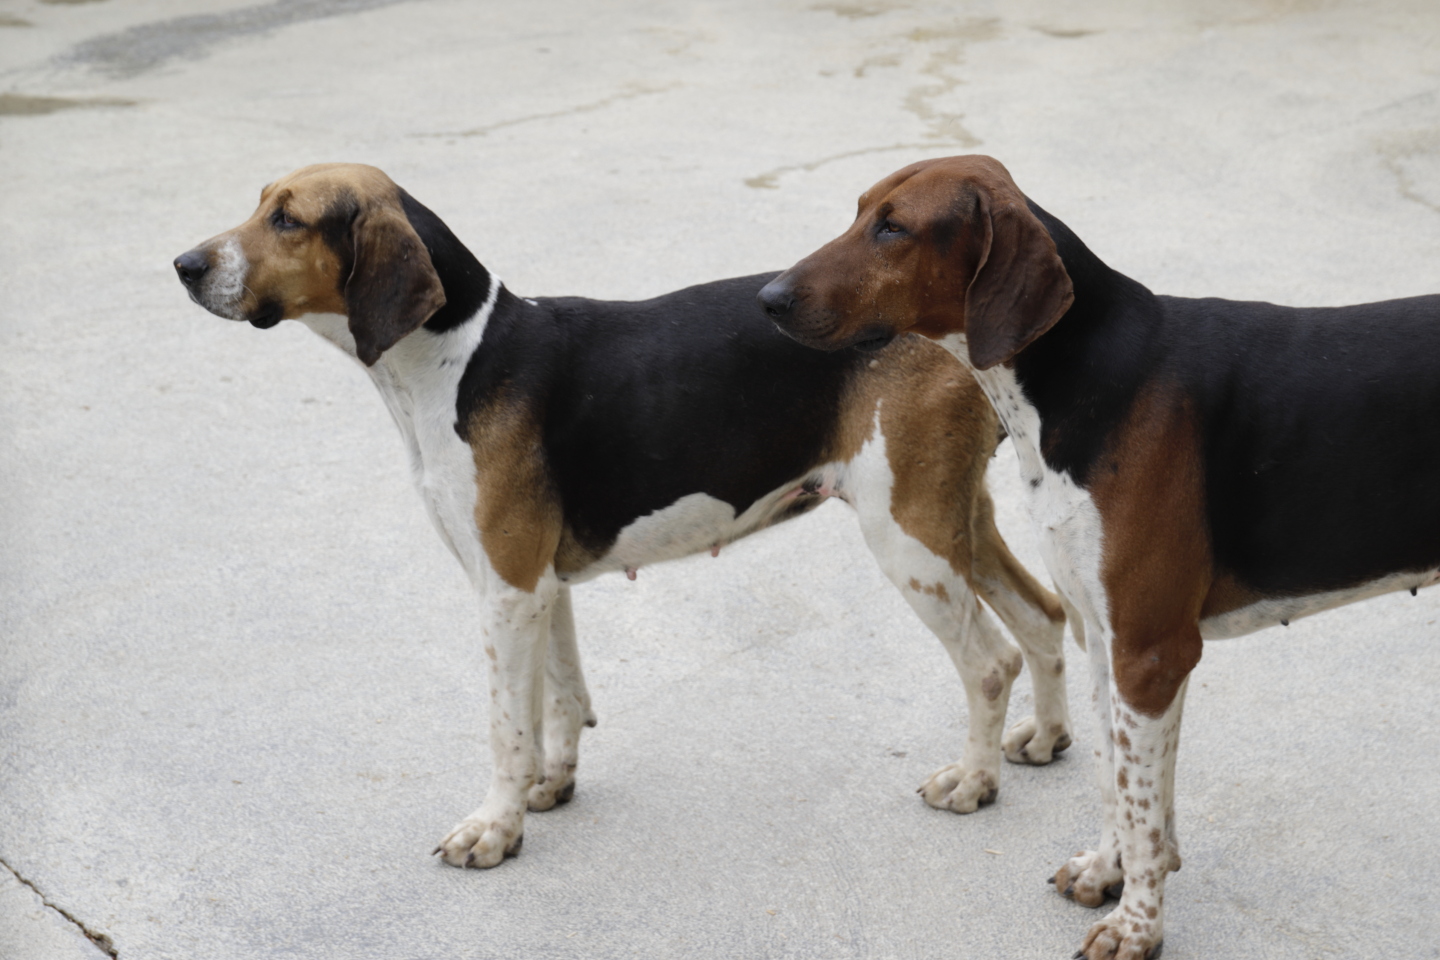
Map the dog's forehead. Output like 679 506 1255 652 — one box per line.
265 163 398 210
863 155 1021 217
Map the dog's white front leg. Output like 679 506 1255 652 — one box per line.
435 572 557 868
1053 618 1125 905
1075 681 1186 960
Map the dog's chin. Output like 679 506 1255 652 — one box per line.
247 304 284 329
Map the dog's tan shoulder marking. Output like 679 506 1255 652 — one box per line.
464 396 563 593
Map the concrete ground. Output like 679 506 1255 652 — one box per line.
2 1 1439 957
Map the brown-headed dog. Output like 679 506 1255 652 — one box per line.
762 154 1440 959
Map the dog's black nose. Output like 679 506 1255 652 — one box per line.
757 279 795 321
174 250 209 287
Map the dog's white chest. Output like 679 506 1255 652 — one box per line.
299 299 494 588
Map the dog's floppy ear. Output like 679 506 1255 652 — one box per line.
345 203 446 366
963 190 1073 370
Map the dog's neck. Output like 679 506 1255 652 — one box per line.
400 190 493 337
300 194 499 404
955 203 1162 490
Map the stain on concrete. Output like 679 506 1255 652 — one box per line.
811 1 910 19
53 0 417 79
0 93 136 116
905 19 1000 44
1377 128 1440 215
900 17 998 147
640 25 711 57
422 82 681 139
40 0 111 5
0 13 33 26
1033 25 1098 38
854 52 900 77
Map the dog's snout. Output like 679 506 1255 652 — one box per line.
757 280 796 322
174 250 210 287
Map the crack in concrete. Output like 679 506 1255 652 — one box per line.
745 142 951 189
0 856 118 958
419 82 682 139
745 14 996 189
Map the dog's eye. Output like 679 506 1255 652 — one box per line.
878 219 905 236
272 208 303 230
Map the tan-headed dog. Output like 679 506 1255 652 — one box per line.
176 163 1071 870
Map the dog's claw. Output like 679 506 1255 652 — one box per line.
1047 875 1056 884
431 845 442 856
464 851 476 868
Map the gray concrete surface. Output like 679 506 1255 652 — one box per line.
2 1 1439 957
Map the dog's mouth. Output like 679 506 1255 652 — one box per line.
248 302 284 329
851 331 896 353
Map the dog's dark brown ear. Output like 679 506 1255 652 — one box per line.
963 191 1073 370
346 204 446 366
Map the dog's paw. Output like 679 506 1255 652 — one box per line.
432 815 525 869
1076 909 1163 960
527 773 576 812
1002 715 1072 765
1052 849 1123 907
918 763 998 813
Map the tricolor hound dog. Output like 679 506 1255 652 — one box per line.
760 154 1440 960
173 163 1069 869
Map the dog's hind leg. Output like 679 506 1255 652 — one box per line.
966 488 1073 766
527 586 597 811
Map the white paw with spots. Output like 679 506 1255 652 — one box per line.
1054 847 1124 908
1078 905 1164 960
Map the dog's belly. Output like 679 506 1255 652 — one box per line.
1199 567 1440 639
558 468 842 585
